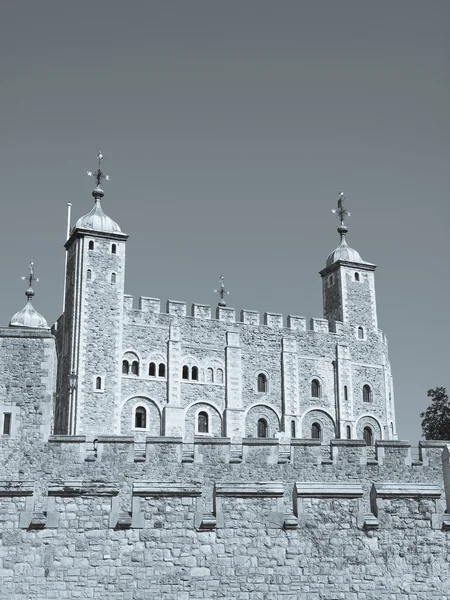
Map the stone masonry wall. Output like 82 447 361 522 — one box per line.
0 438 449 599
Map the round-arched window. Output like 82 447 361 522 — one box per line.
311 422 322 441
311 379 321 398
257 418 268 438
197 411 209 434
363 426 373 446
135 406 147 429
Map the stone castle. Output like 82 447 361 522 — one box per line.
0 158 449 599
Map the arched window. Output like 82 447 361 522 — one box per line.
354 272 360 281
192 366 199 381
182 365 189 380
311 422 322 440
3 412 12 436
87 269 92 281
257 373 268 393
346 425 351 439
257 418 268 438
357 326 364 339
135 406 147 429
111 244 117 254
311 379 320 398
111 272 117 284
363 384 372 403
122 360 129 375
95 376 102 390
291 420 296 438
131 361 139 376
206 367 214 383
158 363 165 378
88 240 94 250
344 385 348 401
363 426 373 446
148 362 156 377
197 411 209 434
216 368 224 384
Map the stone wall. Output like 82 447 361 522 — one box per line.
0 438 449 599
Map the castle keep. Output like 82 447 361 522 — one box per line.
0 159 449 599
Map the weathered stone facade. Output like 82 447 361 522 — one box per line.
1 188 449 599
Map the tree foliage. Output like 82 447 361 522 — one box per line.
420 387 450 440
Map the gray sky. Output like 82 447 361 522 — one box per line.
0 1 448 444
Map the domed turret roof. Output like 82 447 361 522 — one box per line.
9 263 48 329
75 188 121 234
326 229 366 267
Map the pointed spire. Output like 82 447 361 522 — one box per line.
214 275 230 307
9 262 48 329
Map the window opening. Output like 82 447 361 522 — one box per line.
182 365 189 380
111 272 117 284
192 366 199 381
257 373 268 393
357 326 364 339
346 425 351 439
363 426 373 446
131 361 139 376
291 420 296 438
257 418 268 438
87 269 92 281
363 384 371 403
311 422 322 440
206 367 214 383
135 406 146 429
216 368 224 384
88 241 94 250
2 413 11 436
197 411 209 434
122 360 129 375
96 377 102 390
111 244 117 254
158 363 165 378
311 379 320 398
344 385 348 401
354 272 360 281
149 362 156 377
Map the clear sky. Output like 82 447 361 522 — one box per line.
0 1 448 444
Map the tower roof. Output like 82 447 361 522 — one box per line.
9 262 48 329
326 192 373 268
75 152 121 234
75 188 121 234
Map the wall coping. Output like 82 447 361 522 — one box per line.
215 482 284 497
331 440 367 447
0 481 34 496
371 483 441 499
243 438 279 446
48 481 119 496
419 440 450 448
133 482 202 497
194 437 231 445
48 436 86 443
295 482 363 498
97 436 134 443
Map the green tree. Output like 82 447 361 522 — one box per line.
420 387 450 440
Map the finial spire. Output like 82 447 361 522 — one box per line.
214 275 230 307
21 261 39 300
331 191 351 243
87 151 110 196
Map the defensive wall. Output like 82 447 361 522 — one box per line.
1 435 449 599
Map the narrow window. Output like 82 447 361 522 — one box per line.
357 326 364 339
131 361 139 376
257 373 267 393
257 418 268 438
111 244 117 254
363 384 372 403
2 413 12 436
182 365 189 380
344 385 348 401
111 272 117 284
135 406 147 429
148 362 156 377
216 368 224 384
122 360 129 375
88 240 94 250
311 379 320 398
346 425 351 439
198 411 209 434
291 420 296 438
311 422 322 441
206 367 214 383
363 426 373 446
192 366 199 381
95 377 102 390
354 272 360 281
158 363 165 378
86 269 92 281
329 275 334 286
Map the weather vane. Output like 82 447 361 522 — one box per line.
21 261 39 292
87 151 110 188
214 275 230 307
331 191 351 227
